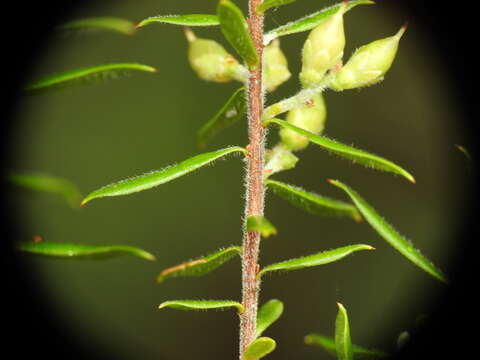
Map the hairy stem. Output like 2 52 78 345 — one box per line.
240 0 265 358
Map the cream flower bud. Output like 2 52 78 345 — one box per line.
264 144 299 177
299 2 347 88
330 25 406 91
280 94 327 151
264 39 291 92
185 28 245 83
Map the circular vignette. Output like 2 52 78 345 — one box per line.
2 1 478 360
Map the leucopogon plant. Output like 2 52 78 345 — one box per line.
11 1 448 359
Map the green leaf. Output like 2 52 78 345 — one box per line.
157 246 241 283
217 0 259 70
257 0 296 14
265 118 415 183
59 17 136 35
244 337 277 360
198 87 247 148
26 63 157 91
136 14 219 28
328 179 447 282
247 215 278 238
256 300 284 338
305 334 388 359
81 146 246 206
158 300 244 313
264 0 374 44
335 303 353 360
9 172 82 208
17 241 155 261
258 244 374 278
266 179 361 222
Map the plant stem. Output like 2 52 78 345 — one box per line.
240 0 265 358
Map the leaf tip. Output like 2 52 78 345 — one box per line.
406 174 416 184
144 253 157 261
352 212 363 223
158 302 168 310
326 178 339 186
184 27 196 42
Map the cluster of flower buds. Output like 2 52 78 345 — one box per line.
299 2 347 88
330 25 406 90
185 28 246 83
264 39 291 92
280 94 327 151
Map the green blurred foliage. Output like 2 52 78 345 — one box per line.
10 0 467 359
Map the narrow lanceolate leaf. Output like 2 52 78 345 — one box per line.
336 303 353 360
243 337 277 360
158 300 244 314
266 179 361 222
17 241 155 261
265 118 415 183
257 0 296 14
136 14 219 28
256 300 284 338
305 334 388 359
81 146 246 206
217 0 259 70
9 172 82 208
264 0 374 44
247 215 278 238
198 87 246 148
26 63 157 91
329 180 447 282
157 246 241 283
258 244 374 278
59 17 136 35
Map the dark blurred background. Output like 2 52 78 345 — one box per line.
2 0 476 359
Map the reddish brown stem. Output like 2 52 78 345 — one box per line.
240 0 265 358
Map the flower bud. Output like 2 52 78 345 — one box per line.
299 2 347 88
330 25 406 90
185 28 245 83
264 144 299 177
280 94 327 151
264 39 291 92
